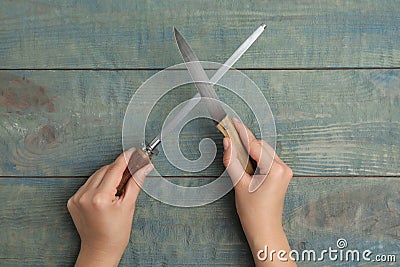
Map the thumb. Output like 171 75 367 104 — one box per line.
122 163 153 208
223 137 250 188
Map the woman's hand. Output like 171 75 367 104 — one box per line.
223 118 296 266
67 149 153 267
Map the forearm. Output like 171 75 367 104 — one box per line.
75 244 122 267
246 224 296 267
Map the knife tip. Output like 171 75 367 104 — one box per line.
173 27 182 40
261 23 267 29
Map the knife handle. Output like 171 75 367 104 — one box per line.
217 116 255 174
116 147 151 196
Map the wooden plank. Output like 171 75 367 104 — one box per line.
0 70 400 176
0 0 399 69
0 70 398 177
0 177 398 266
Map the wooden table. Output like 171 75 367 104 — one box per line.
1 1 399 266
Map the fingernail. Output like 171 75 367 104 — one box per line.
223 138 230 150
232 117 239 123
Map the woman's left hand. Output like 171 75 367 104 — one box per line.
67 149 153 267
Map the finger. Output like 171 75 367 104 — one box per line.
231 118 277 172
272 151 285 165
70 165 110 200
248 174 268 193
243 140 273 192
121 163 153 208
268 161 293 189
85 164 110 189
231 128 274 192
223 137 250 188
258 140 279 165
99 148 136 192
253 142 275 174
231 117 257 153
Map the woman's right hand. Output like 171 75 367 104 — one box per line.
223 118 296 266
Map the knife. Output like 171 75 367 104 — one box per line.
174 27 259 176
116 24 266 196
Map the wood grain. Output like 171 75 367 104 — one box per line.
0 0 399 69
0 1 398 266
0 70 398 177
0 177 398 266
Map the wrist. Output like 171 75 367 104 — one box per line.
245 227 295 266
75 243 122 267
246 224 285 250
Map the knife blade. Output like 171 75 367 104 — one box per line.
174 27 258 175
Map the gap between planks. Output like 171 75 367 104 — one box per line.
0 175 399 179
0 67 400 71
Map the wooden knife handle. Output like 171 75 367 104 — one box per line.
116 148 151 196
217 116 255 174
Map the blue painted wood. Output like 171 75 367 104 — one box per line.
0 0 399 69
0 70 399 177
0 1 399 266
0 177 398 266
